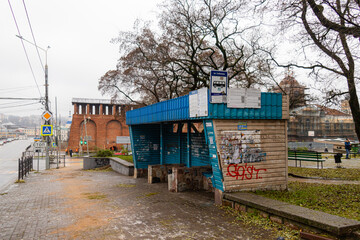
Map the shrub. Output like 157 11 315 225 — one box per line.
95 149 113 157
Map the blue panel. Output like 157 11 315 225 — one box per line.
203 119 224 191
126 92 283 125
190 132 210 167
129 126 137 169
131 124 161 169
180 133 188 165
163 124 181 164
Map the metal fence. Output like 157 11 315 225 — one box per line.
33 150 66 171
18 152 33 181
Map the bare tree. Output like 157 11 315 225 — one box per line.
267 0 360 140
99 26 184 106
99 0 275 105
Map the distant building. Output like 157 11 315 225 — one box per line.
341 99 351 115
288 105 356 141
68 98 139 152
273 73 308 110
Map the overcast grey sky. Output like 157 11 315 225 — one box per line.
1 0 160 118
1 0 359 122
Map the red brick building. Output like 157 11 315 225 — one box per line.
68 98 138 152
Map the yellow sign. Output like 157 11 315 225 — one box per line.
41 125 53 136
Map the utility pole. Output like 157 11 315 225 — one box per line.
84 115 89 156
16 35 51 169
45 63 51 169
55 97 59 169
59 115 62 166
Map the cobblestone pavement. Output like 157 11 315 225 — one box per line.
0 158 279 240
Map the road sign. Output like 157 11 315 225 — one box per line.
52 142 57 147
42 110 53 121
210 70 228 103
41 125 53 136
34 141 46 148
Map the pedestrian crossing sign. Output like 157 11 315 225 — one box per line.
41 125 53 136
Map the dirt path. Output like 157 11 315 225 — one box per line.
289 176 360 185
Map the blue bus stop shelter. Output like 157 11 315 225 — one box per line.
126 88 289 194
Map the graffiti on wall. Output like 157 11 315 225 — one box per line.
226 163 267 180
94 158 110 167
219 130 266 164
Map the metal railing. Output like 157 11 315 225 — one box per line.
34 151 66 170
18 155 33 181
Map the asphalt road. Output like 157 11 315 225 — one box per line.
0 139 32 191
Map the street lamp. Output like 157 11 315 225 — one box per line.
16 35 50 110
16 35 50 64
16 35 51 169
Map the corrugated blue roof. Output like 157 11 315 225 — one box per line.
126 92 282 125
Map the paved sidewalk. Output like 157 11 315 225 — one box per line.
289 177 360 185
0 158 279 240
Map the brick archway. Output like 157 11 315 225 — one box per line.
68 98 139 151
106 120 122 148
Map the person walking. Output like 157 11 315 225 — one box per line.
69 148 73 157
345 138 351 159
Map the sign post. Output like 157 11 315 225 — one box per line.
210 70 228 103
41 123 53 169
33 141 46 171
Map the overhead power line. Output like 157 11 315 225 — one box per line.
7 0 43 99
0 102 40 110
0 85 37 91
0 97 42 101
0 100 39 107
22 0 45 72
0 86 38 94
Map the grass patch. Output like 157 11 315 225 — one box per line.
145 192 159 197
82 192 107 200
115 184 136 188
289 166 360 181
85 165 113 172
15 179 25 183
0 193 8 196
114 155 133 163
221 206 300 239
138 192 160 198
159 219 175 229
255 182 360 221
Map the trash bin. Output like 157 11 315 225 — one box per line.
334 153 342 168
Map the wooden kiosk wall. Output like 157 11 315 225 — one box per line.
213 119 288 191
214 95 289 192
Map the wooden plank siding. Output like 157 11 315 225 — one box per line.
282 95 290 120
213 119 288 192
